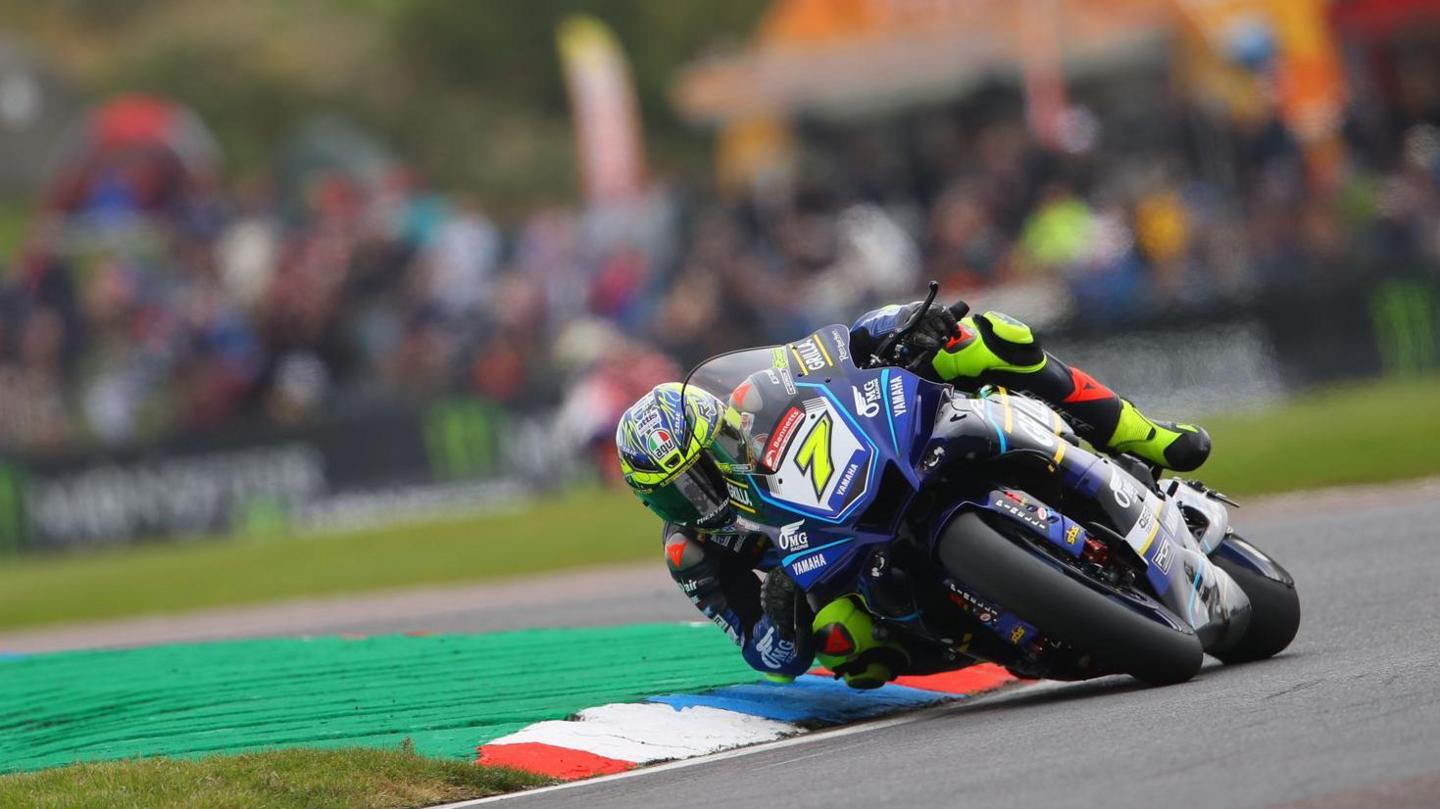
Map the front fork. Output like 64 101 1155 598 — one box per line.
1154 477 1253 653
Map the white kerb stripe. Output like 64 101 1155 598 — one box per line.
484 703 799 764
438 679 1053 808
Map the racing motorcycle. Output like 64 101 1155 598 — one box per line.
681 284 1300 685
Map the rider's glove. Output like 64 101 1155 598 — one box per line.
740 568 815 676
895 300 963 356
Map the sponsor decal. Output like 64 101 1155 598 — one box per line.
1109 467 1139 508
692 392 719 421
794 413 835 497
790 337 832 375
889 374 907 416
646 428 677 456
706 532 740 550
710 612 740 644
665 537 689 569
636 406 662 431
945 582 1002 626
755 624 797 669
1152 537 1175 574
995 613 1035 646
791 554 828 575
832 462 862 502
995 495 1048 532
760 369 795 398
1064 523 1082 546
1135 508 1154 533
726 480 754 508
851 379 882 418
776 519 810 552
762 407 804 471
831 330 852 362
776 367 797 395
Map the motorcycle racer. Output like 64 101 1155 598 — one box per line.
615 301 1212 687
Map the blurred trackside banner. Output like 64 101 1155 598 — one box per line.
0 399 569 555
557 15 646 204
1169 0 1347 185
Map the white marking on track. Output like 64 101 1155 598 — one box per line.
436 679 1055 808
484 702 798 763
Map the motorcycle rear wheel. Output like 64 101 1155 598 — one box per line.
938 512 1203 686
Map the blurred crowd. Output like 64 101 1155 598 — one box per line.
2 86 1440 458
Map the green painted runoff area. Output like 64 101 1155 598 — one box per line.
0 376 1438 632
0 625 757 773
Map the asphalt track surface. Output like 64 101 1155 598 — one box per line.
5 485 1438 807
467 491 1440 809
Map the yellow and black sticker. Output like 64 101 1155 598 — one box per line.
788 334 834 377
724 477 757 513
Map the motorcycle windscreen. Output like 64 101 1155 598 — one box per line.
681 325 880 525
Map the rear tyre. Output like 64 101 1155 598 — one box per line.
938 512 1203 686
1210 536 1300 664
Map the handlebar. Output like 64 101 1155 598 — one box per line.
866 280 970 372
867 281 939 369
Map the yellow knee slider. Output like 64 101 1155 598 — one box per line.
811 594 909 689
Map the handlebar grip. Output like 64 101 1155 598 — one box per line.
941 302 971 351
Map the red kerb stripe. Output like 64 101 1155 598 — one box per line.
807 662 1021 695
892 663 1020 694
476 742 635 780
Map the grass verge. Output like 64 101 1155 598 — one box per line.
1198 376 1440 494
0 747 545 809
0 376 1437 632
0 488 654 631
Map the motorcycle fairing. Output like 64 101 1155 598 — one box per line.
926 389 1249 641
750 381 878 523
1211 533 1295 587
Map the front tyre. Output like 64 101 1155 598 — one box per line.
938 512 1203 686
1210 535 1300 664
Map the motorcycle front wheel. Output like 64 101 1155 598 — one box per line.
1209 534 1300 664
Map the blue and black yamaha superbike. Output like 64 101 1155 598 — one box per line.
682 287 1299 685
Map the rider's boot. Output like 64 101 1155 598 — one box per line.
812 594 909 690
1105 399 1212 473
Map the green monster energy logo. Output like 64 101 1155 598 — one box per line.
1371 280 1438 376
0 462 28 555
423 399 505 481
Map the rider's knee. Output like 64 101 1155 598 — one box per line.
933 311 1046 381
972 311 1045 368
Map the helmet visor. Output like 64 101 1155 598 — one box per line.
641 456 735 532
